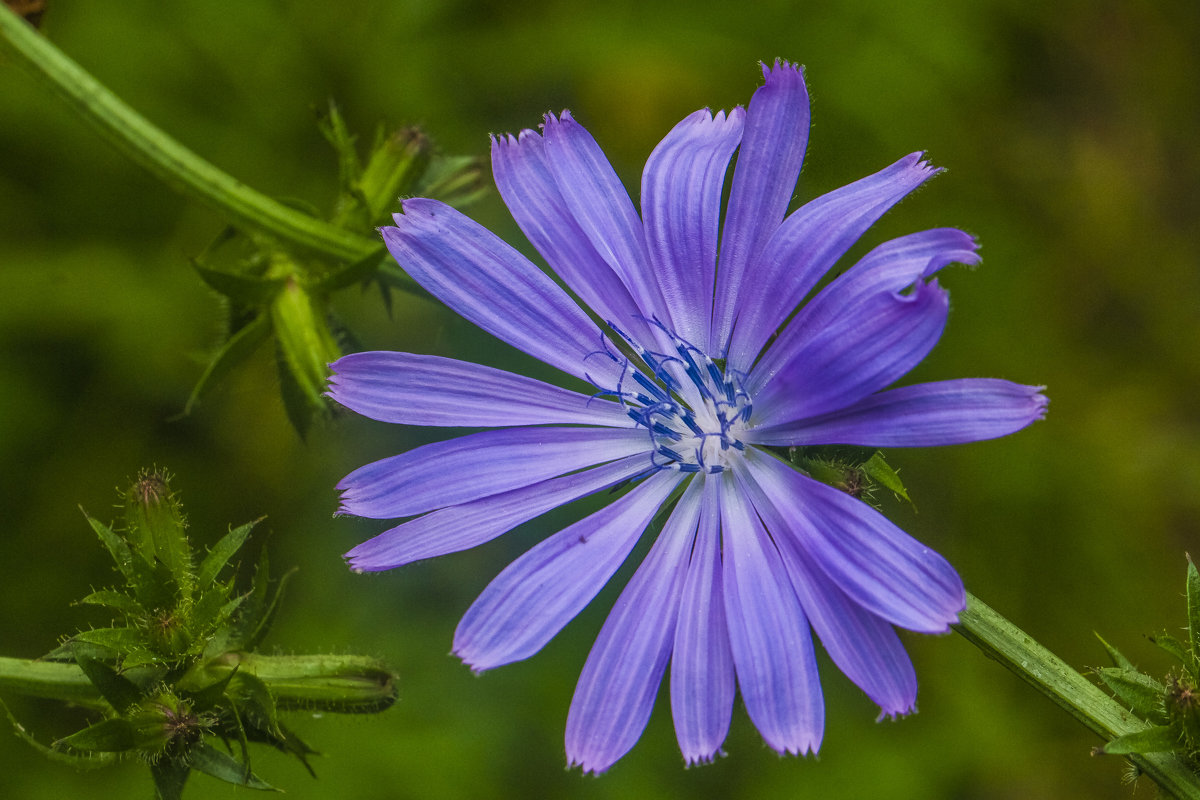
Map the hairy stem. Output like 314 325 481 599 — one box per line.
0 654 396 713
956 592 1200 798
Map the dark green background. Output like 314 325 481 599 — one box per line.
2 1 1198 797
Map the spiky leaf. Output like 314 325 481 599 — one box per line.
184 312 272 416
189 742 278 791
72 627 146 653
192 262 285 307
1095 632 1136 671
1097 667 1168 723
55 718 137 753
1100 725 1180 755
1188 554 1200 673
76 589 145 618
1 698 116 768
75 655 142 714
1150 631 1192 667
84 511 135 584
151 759 191 800
196 519 260 588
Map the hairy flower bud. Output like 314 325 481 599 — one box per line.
125 468 193 594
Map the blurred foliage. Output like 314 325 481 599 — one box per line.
1 0 1198 798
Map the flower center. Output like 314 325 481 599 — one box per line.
601 322 752 474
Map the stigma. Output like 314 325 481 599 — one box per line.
598 321 752 474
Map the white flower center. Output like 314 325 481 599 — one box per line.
601 322 752 474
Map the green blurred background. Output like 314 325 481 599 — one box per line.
2 0 1198 797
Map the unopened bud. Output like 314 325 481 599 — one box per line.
125 469 193 593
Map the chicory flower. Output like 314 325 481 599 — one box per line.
330 60 1047 772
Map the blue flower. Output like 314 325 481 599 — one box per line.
330 60 1047 773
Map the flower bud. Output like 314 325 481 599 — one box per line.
269 265 341 436
124 468 193 593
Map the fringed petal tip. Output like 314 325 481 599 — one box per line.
342 551 387 574
1032 385 1051 418
682 748 726 768
490 128 543 151
541 109 577 130
567 756 613 777
453 654 490 676
761 58 806 82
904 151 944 181
875 702 917 723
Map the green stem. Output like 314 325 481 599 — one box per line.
0 654 396 714
956 591 1200 799
0 5 379 264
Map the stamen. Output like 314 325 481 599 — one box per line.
598 319 752 477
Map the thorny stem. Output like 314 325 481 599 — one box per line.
956 592 1200 799
0 654 396 713
0 5 380 264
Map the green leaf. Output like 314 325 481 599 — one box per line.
1150 631 1192 667
124 542 178 614
229 672 282 739
316 100 364 195
184 312 272 416
0 697 116 769
419 153 488 208
119 647 170 670
76 589 145 618
1187 554 1200 672
181 663 239 713
1095 632 1136 671
192 261 285 306
83 510 134 584
75 655 143 713
1100 725 1180 755
224 554 295 653
196 519 260 588
43 639 117 663
263 720 319 777
1097 667 1168 723
151 759 191 800
72 626 146 652
861 451 913 507
54 718 137 753
189 741 279 791
314 245 388 293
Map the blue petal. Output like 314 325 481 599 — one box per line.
711 60 810 356
748 228 978 394
747 379 1049 447
743 449 964 634
382 199 623 388
721 470 824 756
329 351 635 428
641 107 744 347
492 130 652 343
344 454 650 572
740 471 917 717
337 426 650 519
725 153 941 373
670 475 735 765
541 112 666 324
566 479 702 774
750 249 951 425
454 469 684 671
